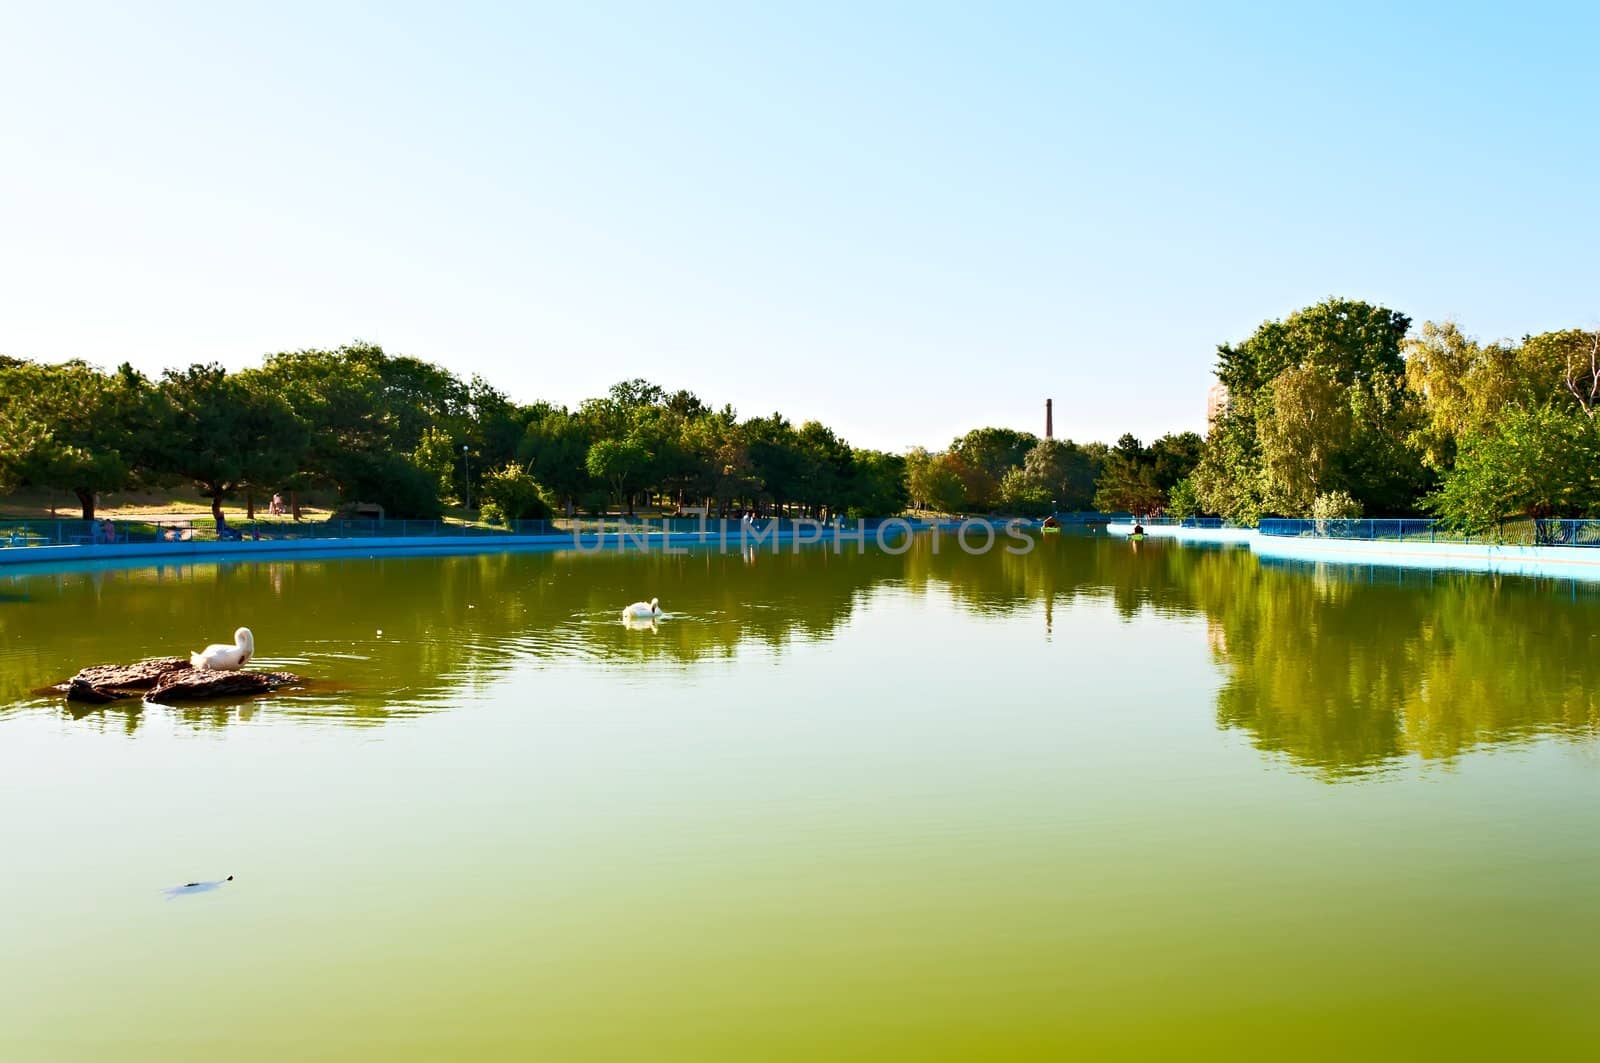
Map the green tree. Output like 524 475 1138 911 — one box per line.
793 420 853 518
949 427 1037 510
1146 432 1203 493
745 414 803 515
706 425 760 516
906 449 967 514
0 360 159 519
255 343 465 513
1020 438 1102 511
1167 477 1200 520
585 437 651 514
465 376 526 473
998 467 1052 516
1200 298 1421 522
1534 328 1600 420
155 365 309 524
1428 405 1600 534
1256 365 1350 515
518 404 593 512
1194 425 1266 525
839 449 908 517
413 426 460 503
1093 434 1165 514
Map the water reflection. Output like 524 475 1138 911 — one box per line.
3 534 1598 779
1204 556 1600 778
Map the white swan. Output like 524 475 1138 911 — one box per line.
621 597 661 620
190 627 254 671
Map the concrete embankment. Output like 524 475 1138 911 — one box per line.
1103 524 1256 545
1249 532 1600 579
0 522 952 573
1106 523 1600 580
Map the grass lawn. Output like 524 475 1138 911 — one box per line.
0 488 335 521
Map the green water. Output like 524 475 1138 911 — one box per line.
3 534 1598 1060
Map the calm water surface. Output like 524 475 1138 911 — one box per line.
2 534 1598 1060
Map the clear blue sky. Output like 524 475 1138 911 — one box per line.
2 2 1595 451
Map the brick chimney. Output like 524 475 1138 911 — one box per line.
1045 398 1053 440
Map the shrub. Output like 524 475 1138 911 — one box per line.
480 462 554 522
1311 490 1363 534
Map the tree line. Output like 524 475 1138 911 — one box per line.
11 299 1585 532
0 345 914 523
1188 298 1600 532
904 428 1201 517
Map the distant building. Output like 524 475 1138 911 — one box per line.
1206 382 1230 430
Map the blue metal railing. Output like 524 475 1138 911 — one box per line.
1047 511 1132 524
1259 518 1446 541
0 515 952 550
1121 516 1231 528
0 517 562 547
1529 519 1600 547
1258 518 1600 547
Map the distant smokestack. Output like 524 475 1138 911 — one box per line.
1045 398 1053 440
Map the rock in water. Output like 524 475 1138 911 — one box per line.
56 657 302 705
61 657 190 701
144 668 301 704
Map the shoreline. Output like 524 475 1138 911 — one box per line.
0 520 986 574
1106 523 1600 580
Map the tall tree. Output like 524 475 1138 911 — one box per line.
518 404 593 512
950 427 1038 510
255 343 466 513
1019 438 1103 511
1428 404 1600 532
0 360 159 519
1093 434 1166 514
155 365 308 524
906 448 967 514
839 449 908 518
745 414 802 515
1199 298 1419 522
1256 365 1350 515
585 437 651 514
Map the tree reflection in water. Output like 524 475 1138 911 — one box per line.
3 534 1597 779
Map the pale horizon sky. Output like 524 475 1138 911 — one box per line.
2 2 1596 452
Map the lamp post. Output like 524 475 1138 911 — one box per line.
461 445 471 511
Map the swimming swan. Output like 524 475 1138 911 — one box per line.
190 627 254 671
621 598 661 620
164 875 233 899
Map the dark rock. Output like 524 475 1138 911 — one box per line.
65 678 123 704
144 668 302 704
59 657 302 705
69 657 190 694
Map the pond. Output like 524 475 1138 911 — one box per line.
3 533 1598 1060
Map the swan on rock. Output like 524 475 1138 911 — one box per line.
190 627 254 671
621 598 661 621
